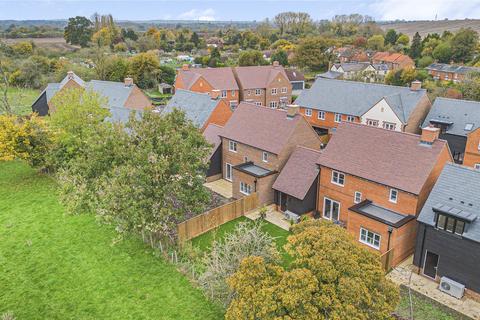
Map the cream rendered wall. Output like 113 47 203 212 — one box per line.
360 99 403 132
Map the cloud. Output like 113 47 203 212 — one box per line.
178 8 215 21
370 0 480 21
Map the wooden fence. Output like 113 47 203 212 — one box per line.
177 193 258 243
381 248 395 272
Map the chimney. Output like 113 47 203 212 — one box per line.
182 64 189 71
420 125 440 145
273 60 280 67
124 77 133 87
411 80 422 91
286 104 299 119
210 89 220 100
67 70 74 80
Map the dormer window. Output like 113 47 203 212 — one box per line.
436 213 465 235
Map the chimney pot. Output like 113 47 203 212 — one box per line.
411 80 422 91
124 77 134 87
67 70 74 79
182 64 189 71
210 89 221 100
286 104 299 118
420 125 440 145
273 60 280 67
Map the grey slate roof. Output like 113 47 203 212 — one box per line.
106 106 143 123
294 78 427 122
163 89 219 128
350 200 415 228
426 63 480 75
417 163 480 243
423 97 480 137
333 62 369 72
317 71 343 79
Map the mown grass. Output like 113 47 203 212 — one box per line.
0 161 223 320
5 87 40 115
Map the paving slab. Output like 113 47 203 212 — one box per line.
246 205 291 231
204 179 233 199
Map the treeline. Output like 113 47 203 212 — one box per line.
0 24 63 38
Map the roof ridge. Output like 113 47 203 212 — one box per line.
434 96 480 104
296 145 322 154
446 162 480 174
316 78 425 92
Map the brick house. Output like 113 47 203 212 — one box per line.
316 123 452 266
31 71 152 121
422 97 480 167
426 63 480 82
233 61 292 109
163 89 233 132
203 123 224 182
372 52 415 70
294 78 431 137
219 103 321 204
174 65 240 109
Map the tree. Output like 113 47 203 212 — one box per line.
121 28 138 41
385 67 417 86
128 52 160 89
450 28 479 63
92 27 113 47
238 50 268 66
64 16 93 47
396 34 410 46
226 220 399 320
274 12 313 36
270 49 289 66
11 41 33 56
459 71 480 101
367 34 385 50
418 55 434 68
433 42 453 63
384 29 398 45
104 56 130 82
0 56 11 114
159 65 176 85
293 37 334 71
190 32 200 48
410 32 423 59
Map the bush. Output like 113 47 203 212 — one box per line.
417 56 434 68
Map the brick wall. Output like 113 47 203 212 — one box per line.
463 128 480 168
124 85 152 110
201 99 233 131
265 72 292 108
232 168 278 204
299 107 360 131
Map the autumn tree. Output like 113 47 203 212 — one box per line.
226 220 399 320
293 37 334 71
270 49 289 66
367 34 385 50
450 28 479 63
128 51 160 88
238 50 268 66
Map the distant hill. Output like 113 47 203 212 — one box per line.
379 19 480 38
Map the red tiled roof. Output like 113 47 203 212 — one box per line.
272 146 321 200
220 102 301 154
318 123 448 194
234 65 289 89
373 52 413 64
179 67 239 90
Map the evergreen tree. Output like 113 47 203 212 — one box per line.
410 32 422 59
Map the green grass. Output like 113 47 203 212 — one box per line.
396 286 470 320
0 161 223 320
5 87 40 115
190 216 292 265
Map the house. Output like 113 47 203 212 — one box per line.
203 123 224 182
163 89 233 131
219 103 321 204
285 68 305 94
422 97 480 166
317 70 343 80
333 47 370 63
233 61 292 109
372 52 415 70
294 78 431 136
413 163 480 296
426 63 480 82
158 83 173 94
329 62 388 81
174 65 240 109
272 146 321 216
316 122 452 266
31 71 151 120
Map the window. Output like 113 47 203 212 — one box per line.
269 101 278 109
271 88 277 95
255 101 262 106
478 141 480 151
389 189 398 203
281 87 288 93
229 101 238 109
331 170 345 186
318 111 325 120
305 108 312 117
383 122 396 130
334 113 342 123
240 182 252 195
262 151 268 162
346 115 355 122
225 163 233 181
475 164 480 170
247 90 251 96
354 191 362 204
221 90 227 98
464 123 474 131
244 156 248 162
436 213 466 235
323 197 340 221
359 228 381 250
228 140 237 152
255 89 262 95
367 119 379 127
231 90 235 96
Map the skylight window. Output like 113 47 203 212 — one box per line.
465 123 474 131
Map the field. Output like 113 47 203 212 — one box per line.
380 19 480 38
0 161 223 320
5 87 40 115
1 37 79 51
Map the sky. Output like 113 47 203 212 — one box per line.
0 0 479 22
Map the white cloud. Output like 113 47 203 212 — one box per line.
370 0 480 21
178 8 215 21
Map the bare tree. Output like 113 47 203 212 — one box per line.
0 56 12 114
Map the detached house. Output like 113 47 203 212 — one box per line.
330 62 389 81
372 52 415 70
294 78 431 136
233 61 292 109
316 123 452 266
423 97 480 167
219 103 321 204
426 63 480 82
413 164 480 297
163 89 233 131
174 65 240 109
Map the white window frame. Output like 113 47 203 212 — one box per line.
318 111 325 120
367 119 379 127
269 101 278 109
389 188 398 203
354 191 362 204
346 115 355 122
262 151 268 163
221 90 227 98
255 89 261 96
228 140 237 153
271 88 277 95
475 163 480 170
240 181 252 195
305 108 312 117
225 163 233 181
323 197 340 221
229 100 238 109
383 122 396 130
331 170 345 187
281 87 287 93
359 227 381 250
334 113 342 123
255 101 262 106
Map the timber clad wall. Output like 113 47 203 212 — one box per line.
404 94 432 134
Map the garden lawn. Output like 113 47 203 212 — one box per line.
0 161 223 320
6 87 40 115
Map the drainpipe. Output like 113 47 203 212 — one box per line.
418 224 427 275
254 178 258 192
387 226 393 251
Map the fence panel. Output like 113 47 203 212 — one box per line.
177 193 258 243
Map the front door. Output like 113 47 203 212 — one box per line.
280 192 287 212
423 251 439 279
225 163 232 181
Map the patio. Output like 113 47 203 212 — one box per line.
387 256 480 320
246 204 291 231
204 179 233 199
